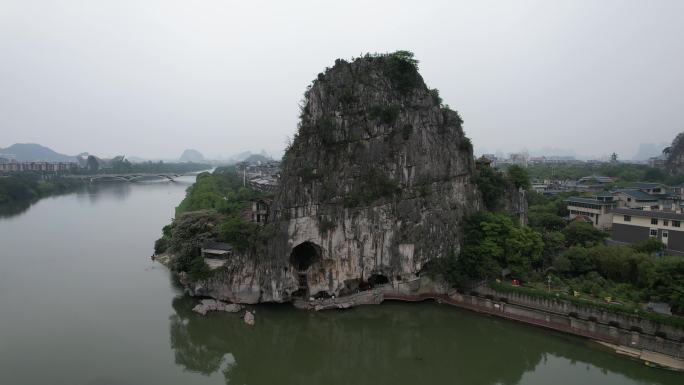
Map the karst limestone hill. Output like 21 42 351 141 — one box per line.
180 52 524 303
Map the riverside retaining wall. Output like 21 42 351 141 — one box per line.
375 286 684 361
452 290 684 360
296 278 684 362
478 286 684 340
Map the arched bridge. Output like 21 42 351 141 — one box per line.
69 172 198 183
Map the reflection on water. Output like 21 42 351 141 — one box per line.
0 179 196 219
75 180 195 204
0 198 35 218
168 296 682 385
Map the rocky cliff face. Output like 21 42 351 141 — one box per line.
664 132 684 174
192 53 483 303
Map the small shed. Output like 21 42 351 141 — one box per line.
201 241 233 259
644 302 672 315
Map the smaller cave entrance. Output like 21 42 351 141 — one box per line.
368 274 389 286
289 241 322 296
361 274 390 291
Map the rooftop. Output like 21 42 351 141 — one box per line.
628 182 667 190
613 208 684 221
566 197 615 206
615 189 658 201
201 241 233 251
578 175 614 184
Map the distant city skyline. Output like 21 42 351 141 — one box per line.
1 0 683 160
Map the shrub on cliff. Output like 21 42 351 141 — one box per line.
154 236 169 254
217 217 259 252
506 165 531 190
368 105 400 125
473 161 507 210
343 169 401 207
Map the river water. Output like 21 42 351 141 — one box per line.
0 180 681 385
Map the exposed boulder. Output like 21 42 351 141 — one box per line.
192 299 243 315
243 311 255 326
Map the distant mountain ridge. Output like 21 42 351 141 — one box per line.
243 154 270 163
179 149 205 163
0 143 77 162
228 149 272 163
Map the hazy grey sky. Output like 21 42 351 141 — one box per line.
1 0 683 160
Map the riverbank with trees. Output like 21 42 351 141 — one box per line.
0 173 85 216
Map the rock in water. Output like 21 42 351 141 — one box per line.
190 52 499 303
243 311 255 326
192 299 243 315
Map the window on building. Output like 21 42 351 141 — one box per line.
627 198 632 202
664 220 669 226
651 218 658 225
673 221 681 228
650 229 658 237
663 231 668 238
624 215 631 222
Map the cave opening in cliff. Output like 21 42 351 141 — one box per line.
368 274 390 287
289 241 321 271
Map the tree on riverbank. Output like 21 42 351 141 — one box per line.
0 173 84 206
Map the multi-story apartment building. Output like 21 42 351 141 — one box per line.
612 208 684 255
0 161 76 173
565 193 617 230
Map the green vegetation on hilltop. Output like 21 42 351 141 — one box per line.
175 168 260 216
381 50 422 94
156 166 273 280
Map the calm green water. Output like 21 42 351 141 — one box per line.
0 180 681 385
